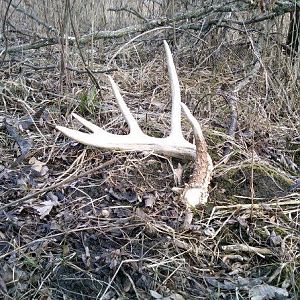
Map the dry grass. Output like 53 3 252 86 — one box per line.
1 1 300 299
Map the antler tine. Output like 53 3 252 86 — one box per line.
72 113 106 133
55 112 112 146
180 103 204 141
163 40 183 140
55 125 113 146
107 75 144 136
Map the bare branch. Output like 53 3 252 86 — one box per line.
2 0 58 33
1 1 297 55
108 6 148 21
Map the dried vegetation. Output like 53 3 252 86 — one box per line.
0 0 300 299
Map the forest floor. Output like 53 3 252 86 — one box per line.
1 32 300 299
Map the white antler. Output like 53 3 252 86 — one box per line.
56 41 213 207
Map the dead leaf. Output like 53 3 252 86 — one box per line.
0 166 9 183
4 119 31 165
100 291 116 300
269 231 282 247
108 187 138 203
33 193 59 218
249 283 288 300
29 157 49 176
18 116 34 131
237 216 248 227
150 290 163 299
46 191 59 202
183 211 193 228
162 294 185 300
19 104 47 131
204 277 236 290
135 207 148 220
287 178 300 192
143 193 156 208
204 226 215 237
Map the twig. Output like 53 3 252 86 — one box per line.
209 198 300 216
11 60 116 73
66 0 103 98
107 26 172 66
221 244 272 256
108 6 147 21
217 87 238 157
3 0 58 33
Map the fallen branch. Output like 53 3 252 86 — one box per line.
218 50 261 156
1 1 297 55
222 244 273 256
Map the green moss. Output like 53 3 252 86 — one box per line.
211 162 293 203
273 226 287 235
254 227 269 239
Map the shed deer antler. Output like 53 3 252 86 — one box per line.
56 41 213 207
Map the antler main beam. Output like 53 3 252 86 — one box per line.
56 41 213 207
